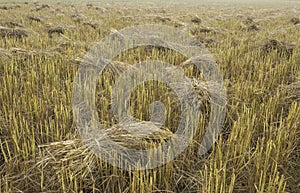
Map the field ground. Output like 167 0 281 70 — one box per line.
0 1 299 193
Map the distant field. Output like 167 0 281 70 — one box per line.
0 1 299 193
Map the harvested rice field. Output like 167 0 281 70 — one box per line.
0 1 299 193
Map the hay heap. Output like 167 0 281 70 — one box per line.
262 39 296 58
191 16 202 24
83 20 98 30
0 26 28 38
240 17 260 31
291 17 300 25
48 27 64 38
0 21 24 28
30 4 50 12
9 47 63 56
0 5 21 10
27 15 42 22
104 122 173 149
155 16 171 23
86 3 93 9
279 81 300 104
35 121 174 178
199 37 219 47
198 27 215 33
71 14 87 23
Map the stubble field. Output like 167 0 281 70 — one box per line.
0 1 299 193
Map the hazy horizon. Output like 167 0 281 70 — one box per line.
1 0 298 3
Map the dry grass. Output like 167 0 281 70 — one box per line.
0 1 299 193
0 26 29 38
